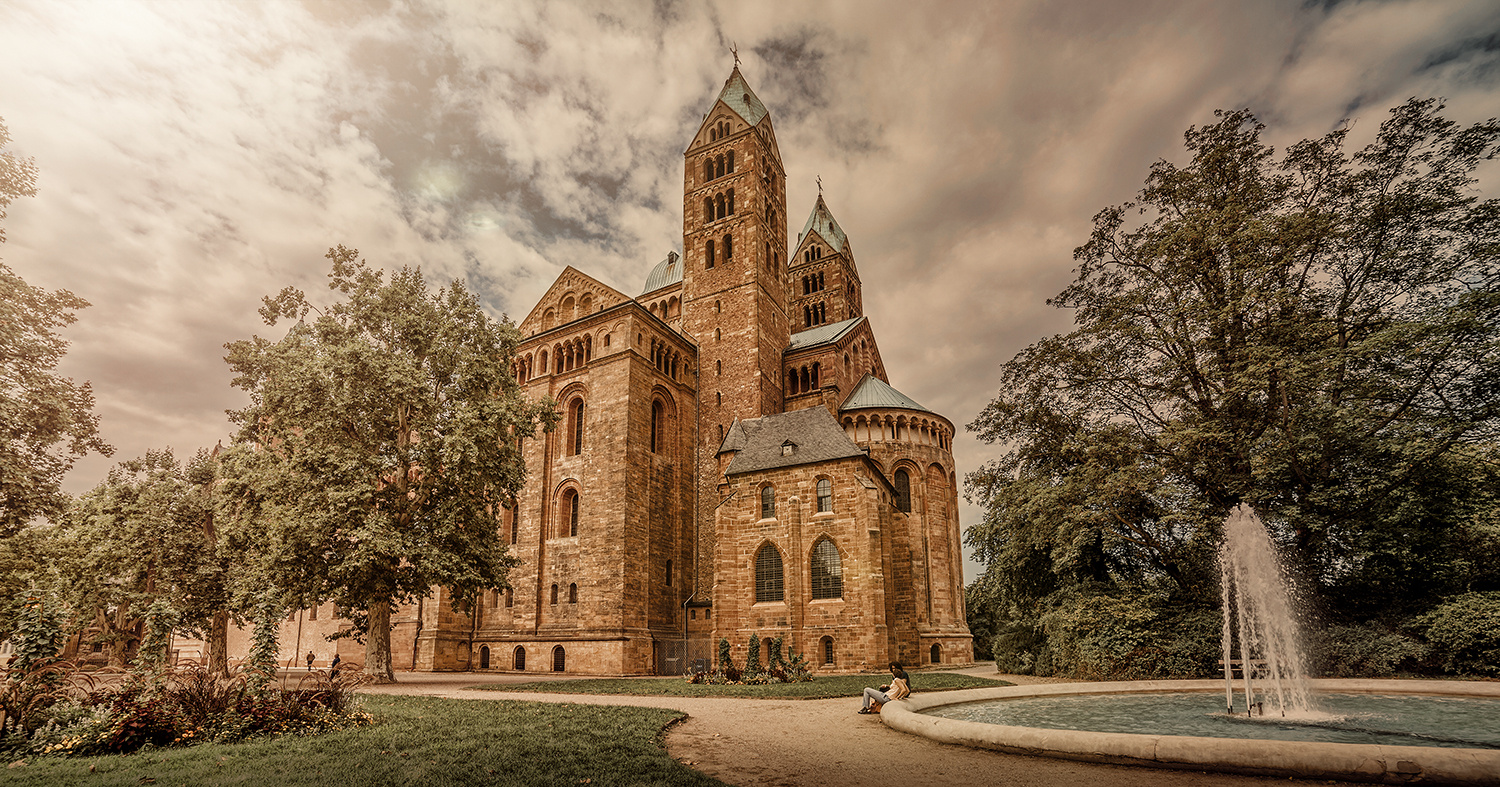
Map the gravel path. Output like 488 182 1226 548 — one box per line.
359 667 1308 787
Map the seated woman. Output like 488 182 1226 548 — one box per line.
858 662 910 714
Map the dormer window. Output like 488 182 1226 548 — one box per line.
781 440 797 457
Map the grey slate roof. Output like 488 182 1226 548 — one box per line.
721 406 866 476
715 67 769 127
840 375 938 415
798 194 848 253
787 316 863 351
641 251 683 295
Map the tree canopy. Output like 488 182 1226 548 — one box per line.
0 117 111 536
220 246 554 681
966 99 1500 678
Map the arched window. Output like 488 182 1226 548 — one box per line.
715 360 721 376
650 400 664 453
931 644 942 664
568 490 579 536
706 239 715 269
787 369 798 394
508 504 518 545
704 159 713 182
727 149 734 172
727 188 735 214
810 538 843 599
755 543 784 603
552 645 566 672
894 469 912 513
540 350 548 373
723 233 732 261
760 485 775 519
704 197 712 222
514 646 526 670
821 636 834 666
816 478 832 513
504 588 513 608
716 194 725 220
811 362 820 390
550 584 559 605
568 583 578 603
715 154 724 178
568 398 585 456
479 645 490 669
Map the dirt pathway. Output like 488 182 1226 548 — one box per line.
361 668 1307 787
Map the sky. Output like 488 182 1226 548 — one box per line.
3 0 1499 582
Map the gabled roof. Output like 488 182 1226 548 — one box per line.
721 407 866 476
840 375 938 415
713 66 769 127
518 266 632 336
641 250 683 295
798 194 848 254
787 316 863 351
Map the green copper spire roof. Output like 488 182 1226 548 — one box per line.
840 375 937 415
798 194 847 253
714 66 769 127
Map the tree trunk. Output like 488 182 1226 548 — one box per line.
207 610 230 678
365 594 397 683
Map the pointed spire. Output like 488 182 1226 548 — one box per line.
712 66 769 126
799 192 847 253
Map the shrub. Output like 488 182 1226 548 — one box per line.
745 634 761 678
1418 592 1500 677
1309 623 1427 677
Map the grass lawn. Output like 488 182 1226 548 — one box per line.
471 671 1012 698
3 695 723 787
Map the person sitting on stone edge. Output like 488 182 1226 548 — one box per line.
859 662 910 714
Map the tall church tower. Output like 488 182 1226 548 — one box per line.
680 67 790 438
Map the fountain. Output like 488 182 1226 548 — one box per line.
1218 503 1312 718
880 505 1500 784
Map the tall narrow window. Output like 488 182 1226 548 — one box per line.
727 150 734 172
552 646 566 672
569 491 579 536
514 646 526 670
817 479 832 513
810 538 843 599
666 559 673 586
894 469 912 513
568 398 585 456
508 505 518 545
704 159 713 182
755 543 785 603
568 583 578 603
706 239 715 269
723 233 732 261
728 188 735 214
550 584 559 605
505 588 513 608
821 636 834 665
651 400 664 453
760 485 775 519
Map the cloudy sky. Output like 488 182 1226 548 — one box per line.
3 0 1499 580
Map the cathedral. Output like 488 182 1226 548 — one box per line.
243 67 972 676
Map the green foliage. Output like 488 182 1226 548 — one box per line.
967 99 1500 679
131 599 180 677
1308 623 1428 677
8 591 62 675
1417 592 1500 676
0 662 373 759
501 672 1011 698
0 117 112 539
244 596 281 692
219 246 555 680
744 633 761 678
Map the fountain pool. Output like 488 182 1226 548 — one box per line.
925 690 1500 749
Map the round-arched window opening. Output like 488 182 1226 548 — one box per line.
514 646 526 671
930 643 942 664
552 645 566 672
479 645 490 669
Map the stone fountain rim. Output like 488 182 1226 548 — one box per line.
881 678 1500 786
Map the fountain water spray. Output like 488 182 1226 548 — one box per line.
1218 504 1313 717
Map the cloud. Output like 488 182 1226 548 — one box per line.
1 0 1497 584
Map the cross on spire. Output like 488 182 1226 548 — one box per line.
816 174 823 195
730 42 740 68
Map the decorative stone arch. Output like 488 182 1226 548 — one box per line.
552 645 566 672
479 645 490 669
753 539 785 603
891 461 920 514
813 475 834 514
513 646 526 670
560 293 576 321
542 308 555 331
808 535 844 600
820 635 835 666
552 478 583 539
579 292 593 314
650 387 678 456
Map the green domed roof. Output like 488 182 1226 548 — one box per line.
840 375 936 415
641 250 682 295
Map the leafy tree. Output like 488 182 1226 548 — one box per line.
967 99 1500 676
220 246 554 682
0 116 111 536
53 450 210 668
